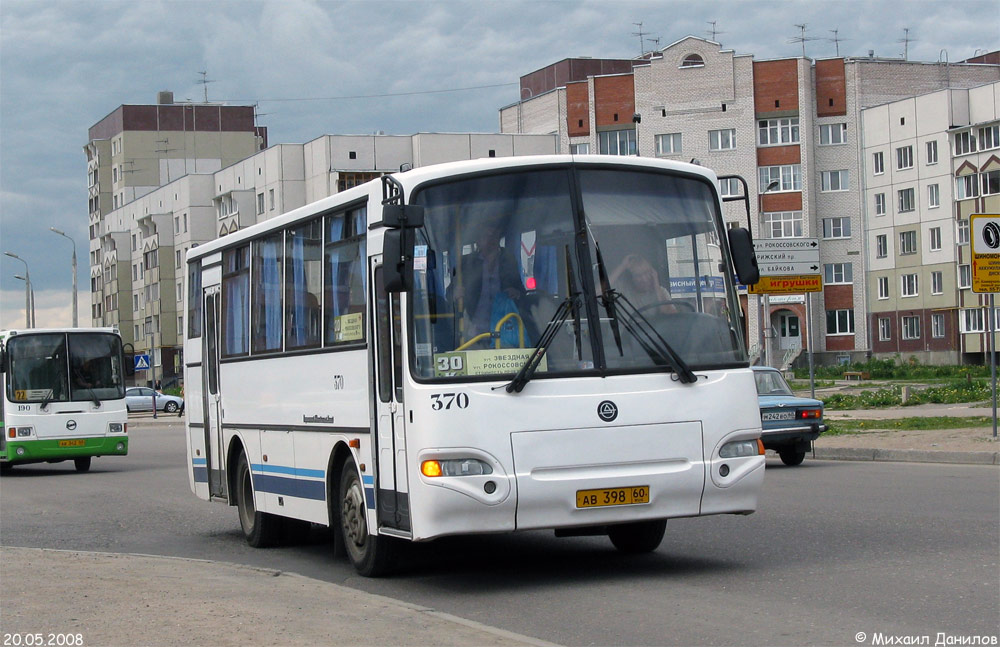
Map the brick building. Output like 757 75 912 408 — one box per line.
500 37 1000 366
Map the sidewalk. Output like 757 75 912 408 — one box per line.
0 546 554 647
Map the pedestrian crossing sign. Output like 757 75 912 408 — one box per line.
134 354 150 371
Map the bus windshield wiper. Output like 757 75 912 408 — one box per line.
503 294 580 394
604 291 698 384
594 242 623 356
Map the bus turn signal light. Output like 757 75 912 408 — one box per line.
421 460 443 477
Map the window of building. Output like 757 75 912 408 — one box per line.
762 211 803 238
598 129 637 155
899 230 917 255
877 276 889 299
901 315 921 340
570 143 590 155
718 177 742 197
873 151 885 175
926 140 938 165
681 53 704 67
957 220 970 245
821 170 849 192
897 188 915 213
268 189 275 211
954 130 976 155
961 308 985 333
875 192 886 216
931 271 943 295
931 313 945 338
709 128 737 151
257 192 265 215
819 123 847 145
901 273 918 297
183 213 188 233
928 183 940 208
655 133 682 156
758 118 799 146
824 262 853 284
758 164 801 192
896 145 913 170
822 217 851 238
876 234 888 258
979 124 999 151
956 174 979 200
982 170 1000 196
879 317 892 341
958 264 972 289
826 309 855 335
929 227 942 251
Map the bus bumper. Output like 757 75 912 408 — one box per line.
1 437 129 464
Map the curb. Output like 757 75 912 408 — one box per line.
812 447 999 465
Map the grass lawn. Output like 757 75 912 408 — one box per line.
825 416 996 436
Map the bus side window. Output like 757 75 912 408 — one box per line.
374 268 392 403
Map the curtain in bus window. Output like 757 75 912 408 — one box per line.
252 233 282 353
222 247 249 356
324 214 345 345
188 262 202 338
353 208 367 294
286 220 322 350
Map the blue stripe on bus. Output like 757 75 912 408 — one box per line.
193 467 208 483
365 487 375 509
362 475 374 485
251 463 325 479
192 458 207 466
253 474 326 501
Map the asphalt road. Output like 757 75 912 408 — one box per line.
2 419 998 646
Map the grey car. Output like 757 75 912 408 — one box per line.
125 387 183 413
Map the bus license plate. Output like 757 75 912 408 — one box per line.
576 486 649 508
58 440 86 447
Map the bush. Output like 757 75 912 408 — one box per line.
903 380 991 406
794 357 990 381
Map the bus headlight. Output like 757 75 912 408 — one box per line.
719 439 764 458
8 427 33 438
421 458 494 478
109 423 125 434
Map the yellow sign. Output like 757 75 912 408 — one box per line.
748 275 823 295
434 349 546 378
333 312 364 342
971 214 1000 294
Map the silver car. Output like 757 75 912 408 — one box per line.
125 387 183 413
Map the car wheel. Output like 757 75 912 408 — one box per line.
164 401 178 413
608 519 667 554
339 456 397 576
235 451 282 548
778 448 806 466
74 457 92 472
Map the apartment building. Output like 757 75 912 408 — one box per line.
864 81 1000 363
500 37 999 365
87 124 556 385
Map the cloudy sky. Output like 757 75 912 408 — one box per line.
1 0 998 329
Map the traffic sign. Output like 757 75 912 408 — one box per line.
748 274 823 294
971 214 1000 293
753 238 820 276
134 354 150 371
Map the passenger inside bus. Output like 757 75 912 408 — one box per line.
608 253 679 315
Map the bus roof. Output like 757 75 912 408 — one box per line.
1 327 121 341
185 154 720 263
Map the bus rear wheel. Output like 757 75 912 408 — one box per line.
608 519 667 554
339 457 396 577
74 457 92 472
235 452 282 547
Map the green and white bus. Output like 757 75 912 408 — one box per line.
1 328 129 472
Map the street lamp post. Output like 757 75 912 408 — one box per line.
757 180 781 367
50 227 78 328
13 275 35 328
5 251 34 328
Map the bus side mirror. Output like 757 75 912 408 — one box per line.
383 228 414 293
728 227 760 286
383 204 424 228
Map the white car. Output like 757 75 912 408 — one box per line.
125 387 183 413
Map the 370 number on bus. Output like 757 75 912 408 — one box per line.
429 393 469 411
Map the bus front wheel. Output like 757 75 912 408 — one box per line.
235 452 282 548
339 457 396 577
608 519 667 554
74 457 92 472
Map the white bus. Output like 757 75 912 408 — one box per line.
1 328 128 472
184 155 765 576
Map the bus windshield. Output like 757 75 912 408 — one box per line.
6 333 125 403
409 166 745 382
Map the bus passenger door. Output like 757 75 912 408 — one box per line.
202 287 226 499
372 263 410 532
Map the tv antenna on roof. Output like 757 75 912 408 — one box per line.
897 27 917 60
827 28 851 57
788 23 820 58
631 22 647 56
197 70 216 103
706 21 725 42
646 36 661 52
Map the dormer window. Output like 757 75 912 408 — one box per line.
681 53 704 68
